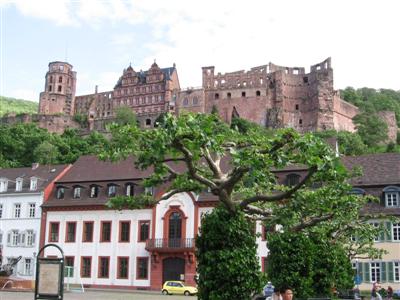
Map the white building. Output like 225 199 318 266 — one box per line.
0 163 70 279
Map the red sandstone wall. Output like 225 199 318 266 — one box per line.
378 111 398 142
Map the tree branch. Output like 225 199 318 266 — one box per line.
240 166 317 208
201 147 223 179
290 213 334 232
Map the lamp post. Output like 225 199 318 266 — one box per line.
355 259 360 290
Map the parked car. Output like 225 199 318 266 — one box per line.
393 289 400 299
162 281 198 296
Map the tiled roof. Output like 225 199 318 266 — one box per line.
342 153 400 186
0 164 69 194
114 67 176 88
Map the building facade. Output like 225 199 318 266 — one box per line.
32 57 381 135
0 163 70 279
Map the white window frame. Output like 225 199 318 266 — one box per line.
11 230 19 246
393 223 400 241
28 203 36 218
30 177 38 191
394 261 400 282
26 230 35 247
0 179 8 192
370 262 381 283
14 203 21 218
73 187 81 199
16 178 23 191
24 258 32 276
385 192 399 207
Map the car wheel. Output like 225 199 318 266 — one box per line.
184 291 190 296
162 290 169 295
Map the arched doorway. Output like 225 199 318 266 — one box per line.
162 257 185 283
169 212 182 248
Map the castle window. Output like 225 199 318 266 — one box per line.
146 119 151 126
193 97 199 105
242 92 246 97
59 65 64 71
303 77 308 83
183 98 189 106
58 76 62 83
243 81 247 87
214 93 219 100
227 92 231 99
49 85 52 92
256 90 261 97
58 85 62 92
50 76 53 83
293 69 299 75
299 119 303 125
260 78 263 84
295 104 299 110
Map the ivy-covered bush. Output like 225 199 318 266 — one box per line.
196 206 265 300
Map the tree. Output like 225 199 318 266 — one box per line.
102 113 382 299
33 141 58 165
353 113 388 147
114 106 137 126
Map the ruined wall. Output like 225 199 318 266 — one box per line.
378 111 398 143
333 93 359 132
176 88 205 114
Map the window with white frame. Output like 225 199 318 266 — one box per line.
16 178 23 191
30 177 37 191
0 231 3 245
386 192 399 207
370 262 381 283
26 230 35 247
393 223 400 241
73 187 81 199
28 203 36 218
24 258 32 275
394 261 400 282
0 203 3 218
0 179 8 192
14 203 21 218
11 230 19 246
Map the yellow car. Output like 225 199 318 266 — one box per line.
162 281 198 296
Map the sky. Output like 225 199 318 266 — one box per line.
0 0 399 102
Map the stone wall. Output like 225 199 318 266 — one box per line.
378 111 398 142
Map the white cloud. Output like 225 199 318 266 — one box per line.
11 88 38 101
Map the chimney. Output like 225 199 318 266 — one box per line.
95 85 98 94
32 163 39 170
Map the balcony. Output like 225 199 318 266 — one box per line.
145 238 195 253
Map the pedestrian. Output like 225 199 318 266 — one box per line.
280 287 294 300
272 287 282 300
371 282 382 300
387 286 393 300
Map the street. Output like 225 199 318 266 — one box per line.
0 290 198 300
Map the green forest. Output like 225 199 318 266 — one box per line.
0 96 38 116
1 87 400 168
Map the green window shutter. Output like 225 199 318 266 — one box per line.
388 262 394 282
380 223 385 241
364 262 370 283
386 222 392 241
357 263 364 281
381 262 387 282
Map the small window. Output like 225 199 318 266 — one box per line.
146 119 151 126
49 222 59 242
299 119 303 125
227 92 231 99
14 203 21 218
137 257 149 279
90 186 99 198
48 85 52 92
286 173 300 186
119 221 130 242
65 222 76 243
0 179 8 192
193 97 199 105
385 192 399 207
58 85 62 92
56 187 65 199
256 90 261 97
214 93 219 100
28 203 36 218
49 76 53 83
73 187 81 199
241 91 246 97
30 178 37 191
117 257 129 279
303 77 308 83
295 104 299 110
126 183 134 196
101 221 112 242
108 185 117 197
58 76 63 83
145 186 154 196
139 221 150 242
16 178 23 192
82 222 94 242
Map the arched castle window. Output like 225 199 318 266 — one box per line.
214 93 219 100
183 98 189 106
49 85 52 92
256 90 261 96
193 97 198 105
227 92 231 99
58 85 62 92
295 104 299 110
58 76 63 83
146 119 152 126
50 76 53 83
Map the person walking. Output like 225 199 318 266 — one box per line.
280 287 294 300
371 282 382 300
387 286 393 300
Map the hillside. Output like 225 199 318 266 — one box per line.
0 96 38 116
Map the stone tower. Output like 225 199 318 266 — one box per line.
39 61 76 115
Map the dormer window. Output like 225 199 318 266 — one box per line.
90 185 99 198
383 186 400 207
286 173 300 186
73 187 81 199
145 186 154 196
16 178 23 192
108 184 117 197
30 178 37 191
0 179 8 192
56 187 65 199
126 183 134 196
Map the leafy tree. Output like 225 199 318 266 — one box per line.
33 141 58 165
196 206 264 300
0 96 37 116
114 106 137 126
353 113 388 147
73 113 89 128
102 113 383 298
